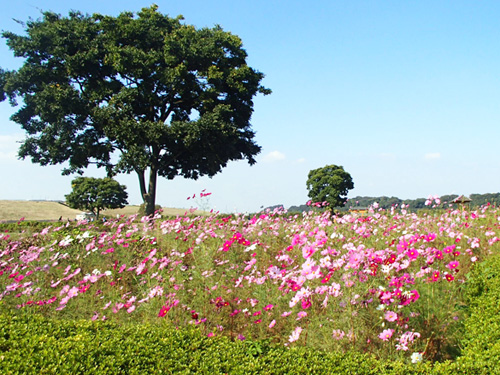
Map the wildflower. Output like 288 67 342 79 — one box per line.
406 249 419 260
158 305 170 317
289 326 303 343
332 329 345 340
446 260 459 270
384 310 398 322
297 311 307 320
321 273 332 283
379 329 394 341
411 352 423 363
445 273 455 282
78 284 90 293
301 298 312 309
431 271 440 282
67 287 79 298
409 290 420 303
264 304 274 311
269 320 276 328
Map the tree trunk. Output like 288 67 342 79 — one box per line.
137 166 158 216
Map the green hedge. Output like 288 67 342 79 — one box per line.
454 255 500 374
0 313 458 375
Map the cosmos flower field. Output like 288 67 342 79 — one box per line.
1 200 499 363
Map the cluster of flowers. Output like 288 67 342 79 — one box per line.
1 201 499 363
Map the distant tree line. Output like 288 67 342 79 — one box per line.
286 193 500 213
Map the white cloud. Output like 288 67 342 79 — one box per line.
262 150 286 162
295 158 306 163
424 152 441 160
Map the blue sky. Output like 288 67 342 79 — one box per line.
1 1 499 213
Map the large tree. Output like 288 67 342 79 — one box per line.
66 177 128 219
306 164 354 209
0 6 270 215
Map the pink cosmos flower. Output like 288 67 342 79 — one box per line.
384 310 398 322
289 326 303 343
379 329 394 341
297 311 307 320
67 287 79 298
269 320 276 328
332 329 345 340
446 260 459 270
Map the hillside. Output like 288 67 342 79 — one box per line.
0 200 204 222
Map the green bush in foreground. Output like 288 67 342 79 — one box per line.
456 255 500 374
0 312 473 375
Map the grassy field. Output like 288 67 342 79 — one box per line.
0 200 205 222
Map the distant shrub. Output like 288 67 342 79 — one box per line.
137 203 162 217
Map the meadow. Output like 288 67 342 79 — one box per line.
1 200 500 372
0 200 206 222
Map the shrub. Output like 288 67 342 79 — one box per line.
0 313 471 374
457 255 500 374
137 203 162 217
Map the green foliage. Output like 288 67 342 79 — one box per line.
458 255 500 374
469 193 500 207
0 220 51 233
0 5 270 216
65 177 128 219
306 164 354 208
342 193 500 212
0 313 458 374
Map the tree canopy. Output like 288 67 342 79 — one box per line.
1 5 270 215
306 165 354 209
65 177 128 219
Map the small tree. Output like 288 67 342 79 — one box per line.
66 177 128 219
306 165 354 209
